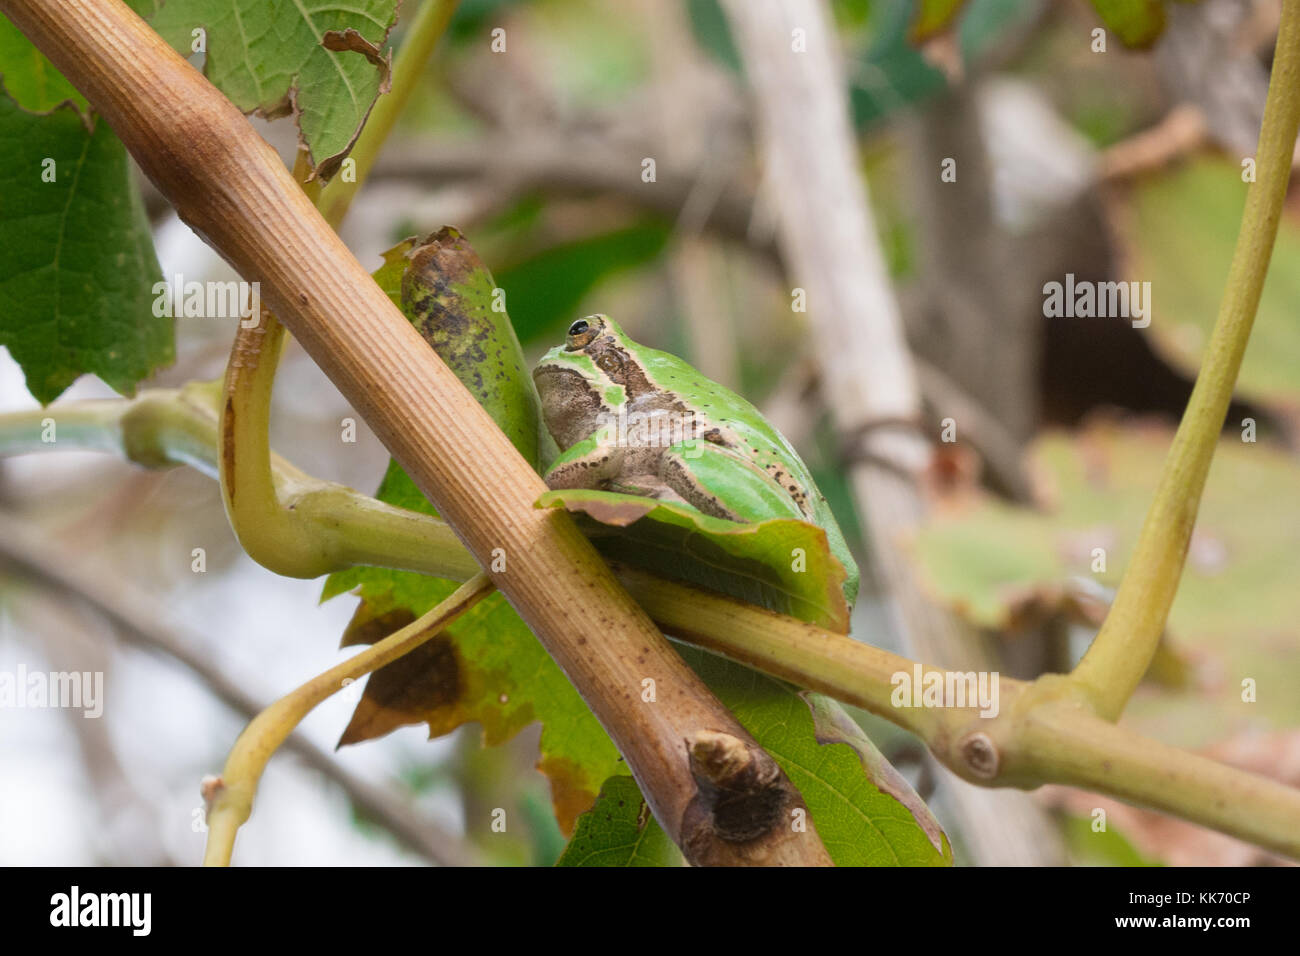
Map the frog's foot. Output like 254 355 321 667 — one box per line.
542 437 622 490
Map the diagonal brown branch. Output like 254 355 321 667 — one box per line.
2 0 829 865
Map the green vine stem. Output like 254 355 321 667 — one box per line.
203 571 493 866
1071 0 1300 719
0 386 476 580
221 0 462 578
6 389 1300 857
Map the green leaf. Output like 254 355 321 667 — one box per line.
0 3 158 116
0 16 87 115
325 551 624 834
1087 0 1166 48
679 646 950 866
562 648 951 867
555 776 682 867
149 0 399 179
322 461 624 834
536 488 852 633
323 234 617 832
0 92 171 404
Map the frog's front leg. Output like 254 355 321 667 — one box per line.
659 442 804 523
542 436 623 490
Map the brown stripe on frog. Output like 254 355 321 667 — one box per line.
580 336 697 421
582 331 812 519
660 454 741 521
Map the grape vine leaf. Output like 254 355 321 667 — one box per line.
564 648 952 867
325 232 620 832
149 0 399 180
0 16 90 115
323 517 625 833
373 230 551 469
0 20 172 404
677 646 950 866
555 776 682 867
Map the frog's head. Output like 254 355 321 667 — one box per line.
533 314 637 450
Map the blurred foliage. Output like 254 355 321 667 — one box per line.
912 421 1300 750
1061 813 1164 866
492 217 672 346
1129 155 1300 410
1087 0 1166 49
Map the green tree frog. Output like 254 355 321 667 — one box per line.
533 315 859 603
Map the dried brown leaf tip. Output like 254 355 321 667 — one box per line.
336 636 461 747
310 29 393 182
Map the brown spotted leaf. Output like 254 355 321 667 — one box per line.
322 233 620 832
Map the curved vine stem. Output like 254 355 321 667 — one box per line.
203 571 494 866
220 0 463 579
7 387 1300 858
1071 0 1300 719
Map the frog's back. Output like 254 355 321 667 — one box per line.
616 334 858 606
638 346 822 514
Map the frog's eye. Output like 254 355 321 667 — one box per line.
565 315 603 350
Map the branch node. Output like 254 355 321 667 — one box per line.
685 730 786 843
959 732 1001 780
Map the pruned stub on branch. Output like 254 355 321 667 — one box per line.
680 730 813 865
